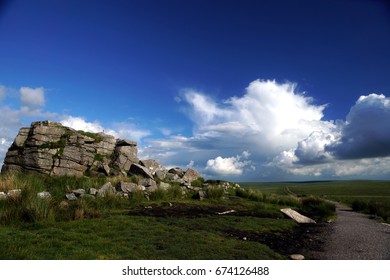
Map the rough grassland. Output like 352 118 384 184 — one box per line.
241 181 390 222
0 174 338 259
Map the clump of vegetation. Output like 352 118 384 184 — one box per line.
191 177 205 188
299 196 336 222
235 188 264 202
206 186 225 200
77 130 104 142
352 199 390 222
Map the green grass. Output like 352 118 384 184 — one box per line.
0 173 340 259
0 198 293 259
240 180 390 222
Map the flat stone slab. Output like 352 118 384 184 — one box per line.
281 208 316 224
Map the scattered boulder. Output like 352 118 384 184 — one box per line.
129 163 154 180
139 178 157 193
280 208 316 224
65 193 77 201
116 182 144 193
158 182 171 191
166 172 179 181
290 254 305 260
37 191 51 199
168 167 184 177
182 168 201 183
59 200 69 209
0 192 7 200
7 189 22 199
89 188 98 195
140 159 166 175
97 182 116 197
155 169 167 180
72 189 86 197
198 190 207 200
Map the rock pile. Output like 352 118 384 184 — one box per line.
1 120 208 188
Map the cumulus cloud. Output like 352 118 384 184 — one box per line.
20 86 45 110
181 80 329 155
272 93 390 178
0 85 53 167
60 116 104 133
142 79 330 178
106 122 151 143
205 151 254 176
326 94 390 159
60 116 151 144
144 80 390 180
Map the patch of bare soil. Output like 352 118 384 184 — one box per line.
127 202 332 258
127 202 235 218
225 223 330 258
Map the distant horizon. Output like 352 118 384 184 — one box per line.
1 0 390 181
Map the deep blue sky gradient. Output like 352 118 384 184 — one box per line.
0 0 389 180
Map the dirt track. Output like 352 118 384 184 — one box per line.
309 203 390 260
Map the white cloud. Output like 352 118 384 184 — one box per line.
326 94 390 159
206 151 254 176
20 87 45 109
60 116 104 133
0 85 5 100
60 116 151 144
106 122 151 143
142 80 390 180
142 79 330 178
181 80 330 155
272 93 390 179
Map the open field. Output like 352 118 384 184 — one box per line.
0 173 337 260
240 181 390 222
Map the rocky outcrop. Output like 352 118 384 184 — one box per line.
1 121 139 177
0 121 239 198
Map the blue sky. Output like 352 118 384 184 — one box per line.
0 0 390 181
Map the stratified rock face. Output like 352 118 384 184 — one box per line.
1 120 139 177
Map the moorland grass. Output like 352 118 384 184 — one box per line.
240 181 390 222
0 173 337 259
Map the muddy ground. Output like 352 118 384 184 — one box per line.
128 202 330 259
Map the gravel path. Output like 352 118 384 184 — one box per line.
310 203 390 260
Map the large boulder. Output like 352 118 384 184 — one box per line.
1 121 139 177
182 168 201 183
168 167 184 177
116 182 145 193
128 163 154 179
140 159 166 175
97 182 116 197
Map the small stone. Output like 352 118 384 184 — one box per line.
198 190 207 200
7 189 22 198
158 182 171 191
37 191 51 199
72 188 86 197
0 192 7 200
97 182 116 197
89 188 97 195
59 200 69 209
290 254 305 260
117 182 144 193
65 193 77 201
